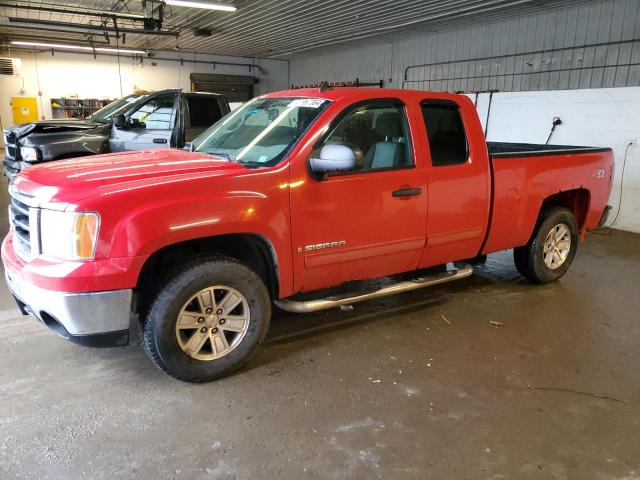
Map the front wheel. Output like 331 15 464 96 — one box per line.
143 256 271 382
513 207 579 284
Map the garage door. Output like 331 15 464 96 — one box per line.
190 73 257 103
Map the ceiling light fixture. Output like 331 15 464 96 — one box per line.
11 41 146 55
165 1 236 12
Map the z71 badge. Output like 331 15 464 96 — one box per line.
593 169 606 178
298 241 347 253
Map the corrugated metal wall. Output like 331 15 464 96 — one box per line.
289 0 640 92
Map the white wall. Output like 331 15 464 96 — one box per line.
472 87 640 233
0 50 289 129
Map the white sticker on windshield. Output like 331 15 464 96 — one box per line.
290 98 326 108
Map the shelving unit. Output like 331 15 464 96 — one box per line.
50 98 115 119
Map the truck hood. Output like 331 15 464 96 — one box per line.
14 149 246 207
6 119 103 137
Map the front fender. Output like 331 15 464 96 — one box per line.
111 194 289 258
78 170 294 297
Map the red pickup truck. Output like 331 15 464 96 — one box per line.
2 87 613 382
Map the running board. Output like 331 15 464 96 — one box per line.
275 264 474 313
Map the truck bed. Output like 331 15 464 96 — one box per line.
487 142 611 158
481 142 614 255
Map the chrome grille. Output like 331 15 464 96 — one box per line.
8 186 36 261
4 132 17 160
4 131 21 180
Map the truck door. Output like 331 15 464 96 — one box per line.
418 98 491 267
109 91 178 152
290 99 428 293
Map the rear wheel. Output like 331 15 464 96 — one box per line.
513 207 579 283
143 256 270 382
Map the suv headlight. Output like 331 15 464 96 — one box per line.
20 146 38 162
40 210 100 261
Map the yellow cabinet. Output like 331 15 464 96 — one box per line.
11 97 39 124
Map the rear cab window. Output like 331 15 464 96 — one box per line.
420 101 469 167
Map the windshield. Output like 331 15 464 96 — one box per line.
90 94 147 123
192 97 330 167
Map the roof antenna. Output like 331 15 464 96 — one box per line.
319 80 331 92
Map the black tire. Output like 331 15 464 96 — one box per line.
143 255 271 382
513 207 579 284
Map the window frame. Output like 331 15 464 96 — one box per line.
126 92 178 130
309 98 416 179
420 99 470 168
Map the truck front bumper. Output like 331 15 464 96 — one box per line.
5 269 133 347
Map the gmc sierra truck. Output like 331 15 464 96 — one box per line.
3 89 229 181
2 87 613 382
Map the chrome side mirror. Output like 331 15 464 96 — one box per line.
309 144 356 174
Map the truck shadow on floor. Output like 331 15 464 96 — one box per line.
264 254 526 346
249 260 535 373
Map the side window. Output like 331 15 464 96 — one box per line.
128 94 176 129
319 102 413 173
421 102 468 167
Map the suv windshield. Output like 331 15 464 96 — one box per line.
90 94 147 123
193 97 330 167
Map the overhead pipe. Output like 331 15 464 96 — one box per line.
403 38 640 83
2 45 265 74
8 17 179 37
152 54 266 75
4 33 112 46
483 90 499 139
0 1 145 20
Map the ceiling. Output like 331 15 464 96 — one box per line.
0 0 596 59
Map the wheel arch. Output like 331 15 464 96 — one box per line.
135 233 280 320
540 188 591 235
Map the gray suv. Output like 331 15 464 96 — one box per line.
3 89 230 182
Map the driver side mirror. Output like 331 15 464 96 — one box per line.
309 144 357 176
113 114 127 129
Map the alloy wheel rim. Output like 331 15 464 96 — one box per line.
175 285 250 361
543 223 571 270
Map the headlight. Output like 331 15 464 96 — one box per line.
40 210 100 261
19 146 38 162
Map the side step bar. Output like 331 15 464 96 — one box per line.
275 264 474 314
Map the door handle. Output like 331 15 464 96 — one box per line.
392 187 422 197
153 138 168 144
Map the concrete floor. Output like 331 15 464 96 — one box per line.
1 188 639 480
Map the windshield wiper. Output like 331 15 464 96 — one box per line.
204 150 237 162
236 160 265 169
